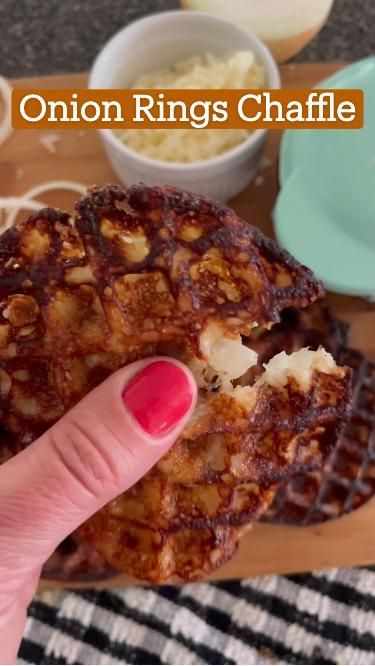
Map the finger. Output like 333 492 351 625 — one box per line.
0 358 196 571
0 567 40 665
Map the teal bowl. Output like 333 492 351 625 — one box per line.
274 57 375 298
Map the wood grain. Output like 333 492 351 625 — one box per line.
3 64 374 587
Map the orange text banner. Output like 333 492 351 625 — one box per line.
12 89 364 130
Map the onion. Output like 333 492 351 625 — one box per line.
0 197 46 232
5 180 87 228
261 347 336 390
181 0 334 62
0 76 12 147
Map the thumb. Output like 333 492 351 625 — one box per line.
0 358 196 571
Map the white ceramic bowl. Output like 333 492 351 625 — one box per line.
89 10 280 202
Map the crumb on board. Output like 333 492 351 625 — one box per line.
39 133 61 154
253 155 273 187
254 174 265 187
260 156 273 170
36 589 62 605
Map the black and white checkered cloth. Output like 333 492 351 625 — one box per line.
19 566 375 664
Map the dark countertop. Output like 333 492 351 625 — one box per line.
0 0 374 78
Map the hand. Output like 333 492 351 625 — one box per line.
0 358 196 664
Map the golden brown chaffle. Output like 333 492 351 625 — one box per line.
250 306 375 526
0 185 352 583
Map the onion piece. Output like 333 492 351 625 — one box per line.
6 180 87 228
0 76 12 147
261 347 337 391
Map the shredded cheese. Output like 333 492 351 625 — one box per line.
115 51 266 163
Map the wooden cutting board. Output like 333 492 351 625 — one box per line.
4 64 375 587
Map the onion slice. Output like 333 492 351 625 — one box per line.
5 180 87 228
0 197 46 232
0 76 12 147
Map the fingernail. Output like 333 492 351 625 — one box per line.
122 360 194 437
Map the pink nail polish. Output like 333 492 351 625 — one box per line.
122 361 194 437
